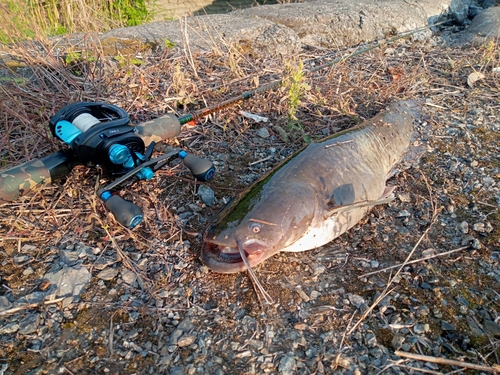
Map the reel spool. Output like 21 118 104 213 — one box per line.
49 102 146 172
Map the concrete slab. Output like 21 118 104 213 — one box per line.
49 0 484 57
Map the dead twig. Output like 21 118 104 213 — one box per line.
357 245 470 279
0 297 65 317
395 350 500 374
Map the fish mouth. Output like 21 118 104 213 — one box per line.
201 238 269 273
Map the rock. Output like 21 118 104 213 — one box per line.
21 244 37 252
16 291 50 305
483 320 500 337
0 322 19 334
177 334 196 347
397 210 411 218
19 314 40 335
121 269 138 286
441 321 456 331
414 324 429 334
462 235 480 248
459 221 469 234
44 265 91 299
391 334 405 350
198 185 215 207
96 267 118 281
466 316 484 337
445 0 473 25
472 222 485 232
278 353 296 375
0 296 12 311
169 329 184 346
256 127 270 139
397 193 411 203
236 0 449 49
13 255 30 263
455 6 500 46
51 0 472 60
101 14 300 58
59 249 80 265
348 294 366 309
169 367 185 375
93 255 119 270
22 267 34 276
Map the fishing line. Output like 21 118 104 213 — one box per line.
177 20 447 126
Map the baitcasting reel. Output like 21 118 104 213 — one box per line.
0 102 215 228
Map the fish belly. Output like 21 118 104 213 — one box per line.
280 206 370 252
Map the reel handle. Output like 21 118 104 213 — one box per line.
179 151 215 182
0 150 75 204
102 192 143 229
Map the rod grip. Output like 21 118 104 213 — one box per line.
0 159 51 203
135 113 181 145
0 150 75 204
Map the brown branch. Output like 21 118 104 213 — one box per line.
357 245 470 279
395 350 500 374
0 297 65 317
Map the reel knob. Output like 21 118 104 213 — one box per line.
101 191 143 229
178 151 215 182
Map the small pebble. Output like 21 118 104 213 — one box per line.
121 269 138 286
96 268 118 281
256 127 270 139
198 185 215 207
459 221 469 234
441 321 456 331
278 354 296 375
397 210 411 218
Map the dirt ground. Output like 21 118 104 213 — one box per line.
0 28 499 374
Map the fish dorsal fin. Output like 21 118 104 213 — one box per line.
326 186 396 214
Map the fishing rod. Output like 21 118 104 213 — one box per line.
0 22 442 228
176 21 446 125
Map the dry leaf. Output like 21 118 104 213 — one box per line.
239 111 269 123
388 67 404 81
467 72 485 87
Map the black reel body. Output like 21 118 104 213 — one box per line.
49 102 146 173
1 101 214 229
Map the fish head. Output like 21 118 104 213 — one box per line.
202 183 316 273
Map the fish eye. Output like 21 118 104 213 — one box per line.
250 222 261 233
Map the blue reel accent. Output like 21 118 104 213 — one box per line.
204 167 215 181
108 144 131 165
129 215 143 229
137 167 154 180
54 120 81 145
100 191 112 201
178 150 187 159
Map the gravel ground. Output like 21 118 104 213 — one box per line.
0 26 499 375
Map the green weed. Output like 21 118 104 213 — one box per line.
0 0 152 43
284 60 311 143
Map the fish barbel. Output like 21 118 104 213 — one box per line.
202 101 423 274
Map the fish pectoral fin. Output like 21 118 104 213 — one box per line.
326 186 396 214
380 185 397 199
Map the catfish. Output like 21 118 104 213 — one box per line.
202 101 424 300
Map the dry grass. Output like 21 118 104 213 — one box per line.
0 28 500 373
1 33 499 242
